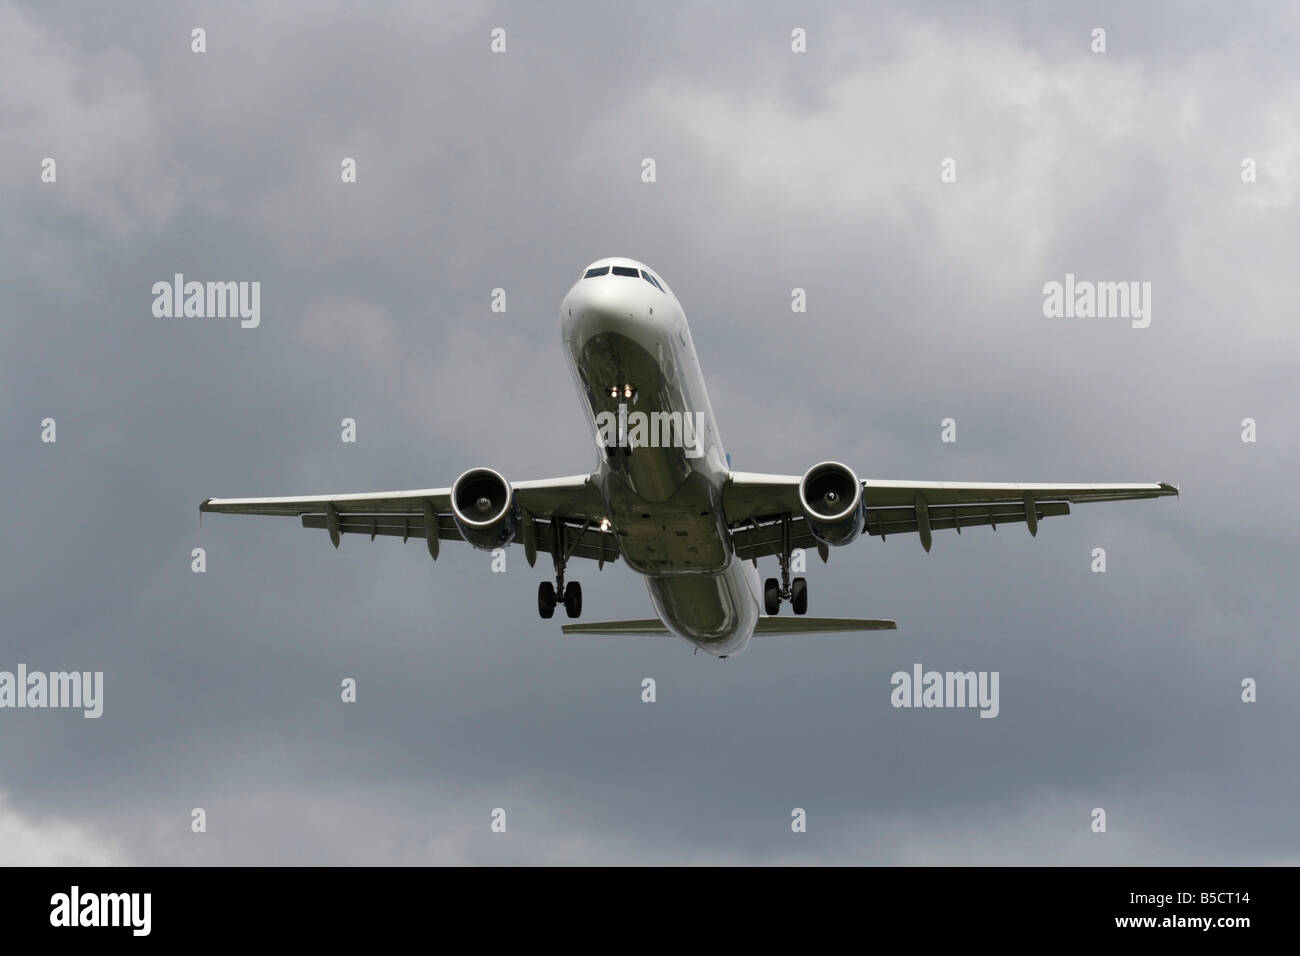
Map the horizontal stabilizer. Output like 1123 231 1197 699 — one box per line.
561 619 669 635
754 616 896 634
561 617 897 636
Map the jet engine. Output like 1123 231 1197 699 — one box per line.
798 461 864 546
450 467 517 550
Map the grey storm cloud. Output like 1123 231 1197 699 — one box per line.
1 0 1296 864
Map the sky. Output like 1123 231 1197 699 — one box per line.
1 0 1296 865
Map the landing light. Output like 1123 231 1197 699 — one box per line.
599 518 611 532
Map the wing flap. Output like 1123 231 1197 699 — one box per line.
301 512 462 541
865 500 1070 537
299 512 620 563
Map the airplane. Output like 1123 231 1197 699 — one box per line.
201 256 1178 658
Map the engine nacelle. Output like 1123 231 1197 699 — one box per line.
798 461 864 546
450 467 517 550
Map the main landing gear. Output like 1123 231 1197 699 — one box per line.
537 580 581 619
763 514 808 616
538 517 584 620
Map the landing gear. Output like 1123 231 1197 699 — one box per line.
564 581 582 619
764 515 810 615
538 516 588 620
537 579 582 620
791 577 808 616
538 581 556 619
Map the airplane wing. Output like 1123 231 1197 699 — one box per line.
200 474 619 566
723 473 1178 559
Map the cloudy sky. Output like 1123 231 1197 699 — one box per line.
2 0 1296 865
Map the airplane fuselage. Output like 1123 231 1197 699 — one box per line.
561 258 760 656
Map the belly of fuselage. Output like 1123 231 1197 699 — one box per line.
608 464 758 654
646 562 760 656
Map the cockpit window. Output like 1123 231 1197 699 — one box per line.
584 266 609 278
611 266 640 277
641 270 664 291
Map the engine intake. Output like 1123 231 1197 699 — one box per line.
799 461 864 546
450 467 516 550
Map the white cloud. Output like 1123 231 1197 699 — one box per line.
0 792 126 866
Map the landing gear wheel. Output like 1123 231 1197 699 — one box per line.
764 577 781 615
791 577 808 615
564 581 582 619
538 581 556 619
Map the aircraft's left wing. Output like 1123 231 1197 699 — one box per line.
200 474 619 565
724 473 1178 559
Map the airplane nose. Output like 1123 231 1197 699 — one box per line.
576 278 632 316
563 278 643 341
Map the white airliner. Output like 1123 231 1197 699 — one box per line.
202 257 1177 658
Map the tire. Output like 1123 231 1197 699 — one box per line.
764 577 781 615
564 581 582 619
538 581 556 619
791 577 808 615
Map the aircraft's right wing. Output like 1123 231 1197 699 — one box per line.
724 474 1178 559
201 474 620 566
